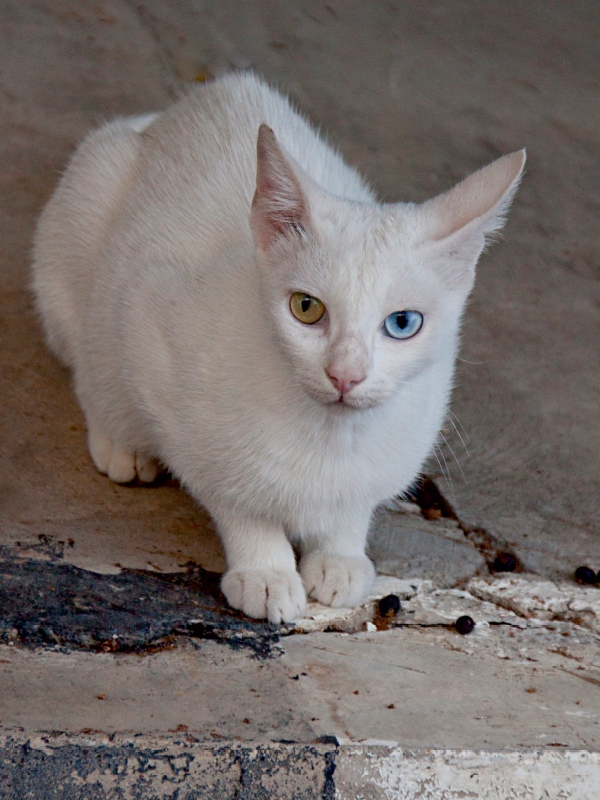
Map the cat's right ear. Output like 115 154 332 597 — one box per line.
250 124 309 251
419 149 526 292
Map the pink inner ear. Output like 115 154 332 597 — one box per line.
252 192 306 249
428 150 526 241
251 124 308 250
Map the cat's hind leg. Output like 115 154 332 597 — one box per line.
214 510 306 623
87 420 159 484
135 453 160 484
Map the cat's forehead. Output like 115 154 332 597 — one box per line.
307 201 436 298
314 201 414 258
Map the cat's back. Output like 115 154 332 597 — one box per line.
131 73 373 242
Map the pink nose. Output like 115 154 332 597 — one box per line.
326 370 366 395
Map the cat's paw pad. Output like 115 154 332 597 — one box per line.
300 553 375 608
88 427 159 484
135 453 160 483
221 569 306 624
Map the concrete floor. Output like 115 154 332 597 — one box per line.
1 1 600 797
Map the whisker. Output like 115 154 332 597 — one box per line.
430 444 448 484
439 431 467 488
456 357 488 365
438 443 456 501
432 442 455 501
446 412 470 456
448 409 470 442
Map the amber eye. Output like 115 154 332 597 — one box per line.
289 292 326 324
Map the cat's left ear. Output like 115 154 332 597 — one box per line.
250 124 310 251
419 149 526 292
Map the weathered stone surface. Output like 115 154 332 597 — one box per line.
395 585 525 627
282 626 600 749
0 640 319 740
369 510 487 587
469 575 600 634
1 615 600 795
2 618 599 748
0 546 443 652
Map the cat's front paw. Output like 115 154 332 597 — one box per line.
221 568 306 624
300 553 375 608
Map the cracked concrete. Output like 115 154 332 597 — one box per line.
469 575 600 635
1 0 600 796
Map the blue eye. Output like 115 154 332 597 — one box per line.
383 310 423 340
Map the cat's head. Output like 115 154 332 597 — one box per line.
250 125 525 410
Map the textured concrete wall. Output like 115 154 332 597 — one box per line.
2 735 599 799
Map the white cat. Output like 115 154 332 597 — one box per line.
32 73 524 623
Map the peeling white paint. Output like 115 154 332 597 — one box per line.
336 748 600 800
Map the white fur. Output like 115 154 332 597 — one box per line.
32 73 525 622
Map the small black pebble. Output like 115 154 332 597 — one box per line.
378 594 401 617
574 566 596 586
455 615 475 635
492 552 517 573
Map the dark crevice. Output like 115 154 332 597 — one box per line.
392 623 453 629
407 476 523 574
487 620 528 627
406 477 458 522
322 749 337 799
391 620 498 635
393 620 528 632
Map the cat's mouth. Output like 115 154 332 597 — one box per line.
326 390 382 411
302 380 384 411
337 392 358 408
